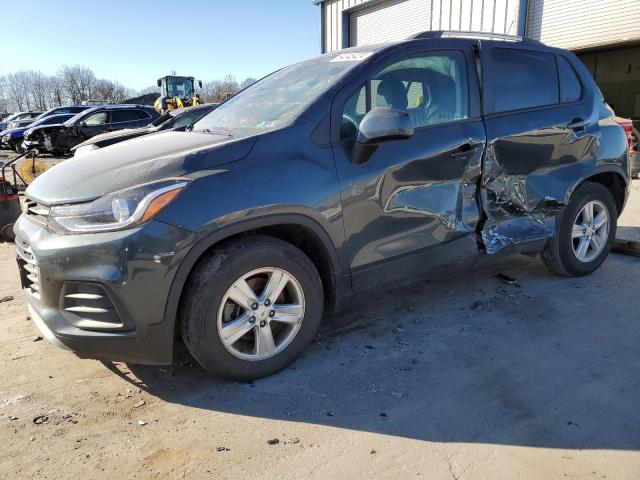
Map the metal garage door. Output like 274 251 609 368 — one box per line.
350 0 429 47
527 0 640 50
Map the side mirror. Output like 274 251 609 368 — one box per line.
356 107 414 145
157 79 162 87
351 108 414 165
198 80 203 89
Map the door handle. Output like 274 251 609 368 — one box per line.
567 118 589 131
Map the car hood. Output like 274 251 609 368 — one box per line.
24 123 66 136
5 126 29 136
0 127 22 136
26 130 256 205
72 127 155 151
28 123 67 135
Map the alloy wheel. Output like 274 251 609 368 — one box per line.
571 200 610 263
216 268 305 361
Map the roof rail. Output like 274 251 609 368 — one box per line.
409 30 543 45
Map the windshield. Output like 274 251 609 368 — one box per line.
166 78 194 100
63 108 97 127
4 112 22 122
14 112 35 121
193 51 375 135
33 115 71 127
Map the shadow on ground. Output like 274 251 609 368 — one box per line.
106 253 640 451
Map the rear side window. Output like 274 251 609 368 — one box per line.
111 110 139 123
491 48 559 112
558 56 582 103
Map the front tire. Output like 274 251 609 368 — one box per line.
179 235 324 380
541 182 617 276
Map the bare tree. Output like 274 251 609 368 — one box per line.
240 77 257 90
47 75 65 108
0 64 259 112
0 77 7 113
94 79 133 103
4 71 32 111
136 85 160 96
29 71 50 111
59 65 97 104
201 75 256 103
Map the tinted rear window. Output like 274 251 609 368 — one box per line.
491 48 559 113
558 56 582 103
111 110 139 123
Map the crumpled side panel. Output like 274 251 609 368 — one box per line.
480 134 597 254
383 142 484 235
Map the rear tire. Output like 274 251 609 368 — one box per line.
0 224 15 242
179 235 324 380
541 182 616 276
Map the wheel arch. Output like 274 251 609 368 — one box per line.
567 166 628 217
163 213 350 343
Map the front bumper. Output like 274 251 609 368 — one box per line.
22 139 43 152
14 214 197 365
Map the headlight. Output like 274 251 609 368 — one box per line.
48 179 189 234
1 135 8 142
24 129 33 139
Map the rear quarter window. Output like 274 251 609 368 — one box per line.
558 56 583 103
135 110 151 120
491 48 559 113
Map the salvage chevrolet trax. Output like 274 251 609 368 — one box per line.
15 32 630 379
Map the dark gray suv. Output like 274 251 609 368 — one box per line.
14 32 630 380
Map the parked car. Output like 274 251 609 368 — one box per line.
6 116 48 131
1 114 75 152
72 103 218 157
0 111 42 131
34 105 94 122
15 32 630 380
614 116 639 177
22 104 159 155
631 121 639 178
0 119 36 142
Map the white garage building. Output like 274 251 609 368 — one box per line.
316 0 640 119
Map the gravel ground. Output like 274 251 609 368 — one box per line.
0 153 639 478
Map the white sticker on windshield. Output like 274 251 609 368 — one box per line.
330 52 374 62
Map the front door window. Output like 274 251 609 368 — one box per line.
341 51 469 142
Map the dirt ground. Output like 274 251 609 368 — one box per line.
1 158 639 478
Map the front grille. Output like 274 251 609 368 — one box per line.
15 236 40 299
23 197 50 225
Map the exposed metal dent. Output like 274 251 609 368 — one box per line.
479 129 600 254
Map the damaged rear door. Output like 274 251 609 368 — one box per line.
479 42 597 253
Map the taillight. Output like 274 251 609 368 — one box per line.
614 116 633 150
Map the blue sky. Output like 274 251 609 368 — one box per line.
5 0 320 90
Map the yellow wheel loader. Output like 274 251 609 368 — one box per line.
154 76 203 115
